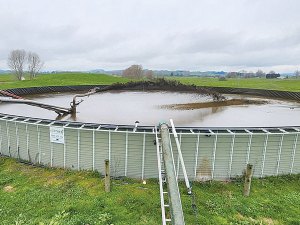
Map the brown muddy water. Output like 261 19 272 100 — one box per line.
0 90 299 127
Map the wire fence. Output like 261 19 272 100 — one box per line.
0 113 299 181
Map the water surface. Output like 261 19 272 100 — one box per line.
0 91 299 127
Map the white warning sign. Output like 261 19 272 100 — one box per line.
50 126 65 144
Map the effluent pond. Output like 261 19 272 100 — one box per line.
0 90 300 127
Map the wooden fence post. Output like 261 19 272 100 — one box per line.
105 159 110 192
243 164 253 197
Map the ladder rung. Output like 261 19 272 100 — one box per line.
166 219 172 222
164 204 169 207
163 192 168 194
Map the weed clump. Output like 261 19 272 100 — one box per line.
218 77 227 81
96 77 226 102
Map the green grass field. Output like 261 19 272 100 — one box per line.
169 77 300 92
1 73 300 93
1 157 300 224
0 73 130 90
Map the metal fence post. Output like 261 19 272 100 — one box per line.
50 139 53 167
290 133 298 174
160 122 185 225
6 121 10 157
26 124 29 161
93 129 95 170
15 122 20 158
63 127 66 168
261 134 269 178
228 133 235 178
142 132 146 179
37 125 41 164
276 134 284 176
125 131 128 176
212 134 218 180
78 129 80 170
108 130 111 162
194 133 200 180
246 132 253 166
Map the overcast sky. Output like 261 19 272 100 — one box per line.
1 0 300 73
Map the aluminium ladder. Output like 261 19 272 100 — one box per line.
155 126 172 224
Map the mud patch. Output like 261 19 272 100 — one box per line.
3 185 15 192
195 156 212 182
160 99 267 110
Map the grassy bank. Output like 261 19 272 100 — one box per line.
169 77 300 92
1 157 300 224
0 73 129 90
1 73 300 93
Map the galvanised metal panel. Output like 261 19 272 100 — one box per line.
39 126 51 166
195 133 215 181
248 134 266 177
213 133 232 180
0 120 9 156
65 129 79 170
7 121 18 158
17 123 29 161
79 129 93 170
230 135 249 177
94 130 109 175
27 124 39 163
176 134 199 180
263 134 281 176
1 115 300 180
127 132 143 178
110 132 126 178
52 142 64 168
278 134 295 175
143 133 158 179
291 133 300 174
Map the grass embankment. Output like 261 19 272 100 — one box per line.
1 73 300 93
1 157 300 224
169 77 300 93
0 73 130 90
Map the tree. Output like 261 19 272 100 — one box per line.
145 70 154 79
28 52 44 79
244 71 254 78
7 49 27 80
123 65 144 79
183 70 190 77
294 70 300 79
269 70 276 74
256 69 265 78
226 72 237 78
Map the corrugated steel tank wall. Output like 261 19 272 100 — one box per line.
0 85 300 181
0 115 299 181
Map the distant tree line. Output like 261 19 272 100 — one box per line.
7 49 44 80
226 70 266 78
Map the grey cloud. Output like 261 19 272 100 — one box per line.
1 0 300 72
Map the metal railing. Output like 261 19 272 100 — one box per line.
0 113 300 180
